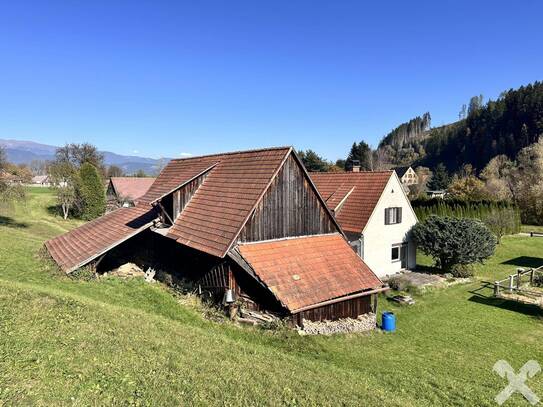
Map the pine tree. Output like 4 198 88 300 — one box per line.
79 162 106 220
346 141 372 170
428 163 450 190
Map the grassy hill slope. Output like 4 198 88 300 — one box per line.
0 188 542 405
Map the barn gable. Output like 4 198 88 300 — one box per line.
238 153 340 243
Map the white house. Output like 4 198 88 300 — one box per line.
311 171 418 278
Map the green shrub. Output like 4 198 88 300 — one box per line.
451 265 474 278
78 162 106 220
411 215 496 273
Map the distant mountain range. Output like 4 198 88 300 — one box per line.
0 139 171 175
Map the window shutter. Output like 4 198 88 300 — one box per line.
384 208 390 225
397 207 402 223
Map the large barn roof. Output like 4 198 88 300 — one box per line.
163 147 294 257
237 234 382 312
310 171 392 233
45 147 303 270
45 206 158 273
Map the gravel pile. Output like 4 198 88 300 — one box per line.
300 313 376 335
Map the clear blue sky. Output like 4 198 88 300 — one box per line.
0 1 542 161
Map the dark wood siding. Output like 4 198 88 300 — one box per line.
239 154 337 242
172 172 209 220
293 294 375 324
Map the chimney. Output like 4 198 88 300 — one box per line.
351 160 361 172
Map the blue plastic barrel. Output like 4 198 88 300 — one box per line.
382 311 396 332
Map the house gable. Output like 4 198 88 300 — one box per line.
239 153 340 243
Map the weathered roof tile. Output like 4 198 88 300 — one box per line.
237 234 383 312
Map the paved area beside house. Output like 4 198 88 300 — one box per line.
404 272 443 286
386 271 444 287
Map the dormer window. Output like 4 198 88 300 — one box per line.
385 207 402 225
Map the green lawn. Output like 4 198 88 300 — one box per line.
1 188 542 406
521 224 543 234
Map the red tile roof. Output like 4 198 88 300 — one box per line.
45 206 158 273
237 234 383 312
166 147 292 257
110 177 156 201
310 172 392 233
139 159 219 204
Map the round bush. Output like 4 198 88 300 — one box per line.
411 215 496 274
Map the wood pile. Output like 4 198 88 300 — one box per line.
237 309 280 325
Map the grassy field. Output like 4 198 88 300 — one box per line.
521 224 543 234
0 188 542 406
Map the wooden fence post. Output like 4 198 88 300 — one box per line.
509 275 514 292
494 282 500 297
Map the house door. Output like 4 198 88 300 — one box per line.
400 243 408 269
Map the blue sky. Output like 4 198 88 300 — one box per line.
0 1 542 161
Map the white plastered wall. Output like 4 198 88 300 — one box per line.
354 173 418 278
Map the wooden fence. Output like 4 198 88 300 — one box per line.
493 266 543 298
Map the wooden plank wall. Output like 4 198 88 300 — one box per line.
172 172 209 220
293 295 374 324
239 154 337 242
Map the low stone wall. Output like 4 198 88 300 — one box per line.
300 313 376 335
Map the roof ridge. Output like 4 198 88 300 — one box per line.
169 146 292 162
310 170 393 175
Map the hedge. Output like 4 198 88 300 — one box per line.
411 198 521 236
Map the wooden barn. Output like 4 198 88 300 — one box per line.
45 147 386 325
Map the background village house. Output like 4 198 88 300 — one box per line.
46 147 387 326
106 176 156 210
311 170 418 278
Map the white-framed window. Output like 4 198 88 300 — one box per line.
391 245 401 262
385 207 402 225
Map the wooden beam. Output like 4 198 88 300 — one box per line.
156 202 175 225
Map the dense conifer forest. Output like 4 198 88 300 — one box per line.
377 81 543 173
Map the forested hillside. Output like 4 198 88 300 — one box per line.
377 113 431 166
378 81 543 173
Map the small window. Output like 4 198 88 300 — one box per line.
391 246 400 262
385 207 402 225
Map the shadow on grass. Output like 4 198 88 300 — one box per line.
501 256 543 268
468 294 542 317
468 282 542 317
46 205 61 217
0 215 28 228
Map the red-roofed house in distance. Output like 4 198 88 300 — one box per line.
311 168 418 278
106 177 156 209
45 147 387 326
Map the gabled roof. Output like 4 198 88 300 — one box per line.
109 177 156 201
237 234 383 313
165 147 293 257
310 171 393 233
45 206 158 273
45 146 342 272
393 166 410 178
